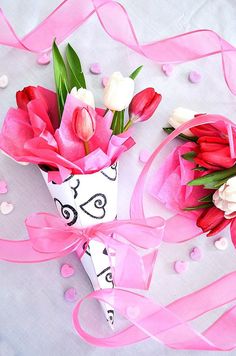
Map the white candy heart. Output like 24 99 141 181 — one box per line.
0 75 8 88
214 237 228 251
0 201 14 215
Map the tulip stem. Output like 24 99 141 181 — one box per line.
124 119 133 131
84 141 90 155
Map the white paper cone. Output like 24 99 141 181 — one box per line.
41 163 118 326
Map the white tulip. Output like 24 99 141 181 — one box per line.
168 107 197 136
104 72 134 111
70 87 95 108
213 176 236 218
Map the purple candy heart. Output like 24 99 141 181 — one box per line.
190 247 202 261
188 70 201 84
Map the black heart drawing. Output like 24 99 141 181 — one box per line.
107 310 115 325
54 198 78 226
97 266 114 288
70 179 80 199
80 193 107 219
101 162 118 181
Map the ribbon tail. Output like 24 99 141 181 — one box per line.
0 238 65 263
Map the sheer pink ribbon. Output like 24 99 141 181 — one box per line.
0 212 164 289
1 0 236 94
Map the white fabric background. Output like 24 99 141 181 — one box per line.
0 0 236 355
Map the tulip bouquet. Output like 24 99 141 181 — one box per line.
0 42 162 324
150 107 236 245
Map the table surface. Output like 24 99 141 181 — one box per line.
1 1 236 355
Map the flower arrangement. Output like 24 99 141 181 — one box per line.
151 108 236 244
0 41 162 325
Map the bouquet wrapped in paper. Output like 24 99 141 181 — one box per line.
0 42 162 324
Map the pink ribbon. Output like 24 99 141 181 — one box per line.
0 212 164 290
1 0 236 94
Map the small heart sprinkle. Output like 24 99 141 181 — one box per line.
214 237 228 251
0 74 8 88
126 305 140 319
189 247 202 261
188 70 201 84
0 180 8 194
139 149 151 163
102 76 109 88
64 287 77 302
161 64 174 76
174 260 188 274
90 63 101 75
0 201 14 215
37 53 51 65
60 263 75 278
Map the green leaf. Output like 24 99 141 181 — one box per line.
198 193 213 203
129 65 143 80
181 151 196 162
66 43 86 90
163 127 198 142
52 40 69 118
192 166 208 172
184 202 213 211
188 165 236 187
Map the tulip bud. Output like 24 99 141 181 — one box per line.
72 107 96 142
213 177 236 219
168 107 197 136
16 86 48 111
104 72 134 111
128 88 162 123
70 87 95 108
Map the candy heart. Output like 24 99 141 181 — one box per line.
90 62 101 75
139 149 151 163
174 260 188 274
189 247 202 261
126 305 140 319
60 263 75 278
0 201 14 215
162 64 173 76
214 237 228 251
102 76 109 88
188 70 201 84
0 180 8 194
37 53 51 65
64 287 77 302
0 74 8 88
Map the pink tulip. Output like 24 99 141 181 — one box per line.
128 88 162 122
72 106 96 142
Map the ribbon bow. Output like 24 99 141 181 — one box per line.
0 213 165 290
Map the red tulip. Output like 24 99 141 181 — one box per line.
194 136 236 170
128 87 162 123
16 86 48 111
72 106 96 142
196 206 231 236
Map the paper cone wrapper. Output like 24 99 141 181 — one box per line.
41 163 118 326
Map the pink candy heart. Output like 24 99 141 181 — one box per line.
0 180 8 194
101 76 109 88
90 62 101 75
189 247 202 261
139 149 151 163
162 63 174 76
126 305 140 319
37 53 51 65
174 260 189 274
64 287 77 302
188 70 201 84
60 263 75 278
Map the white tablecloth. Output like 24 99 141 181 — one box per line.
0 1 236 355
